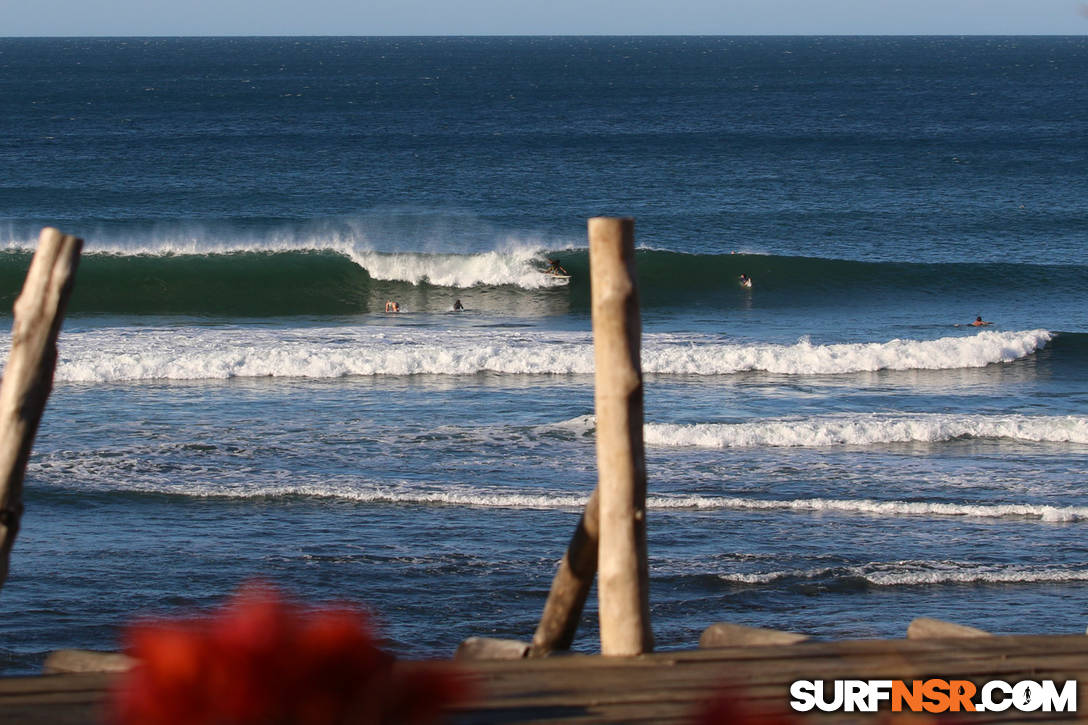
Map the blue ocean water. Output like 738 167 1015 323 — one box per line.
1 36 1087 674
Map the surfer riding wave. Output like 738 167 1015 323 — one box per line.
546 258 568 276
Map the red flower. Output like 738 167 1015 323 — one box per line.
111 583 471 725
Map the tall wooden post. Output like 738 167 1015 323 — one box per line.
0 228 82 593
589 217 652 656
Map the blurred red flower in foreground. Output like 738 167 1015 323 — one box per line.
110 583 471 725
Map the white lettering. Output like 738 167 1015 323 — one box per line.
1042 680 1077 712
844 680 868 712
868 680 893 711
816 680 844 712
1013 681 1043 712
981 680 1012 712
793 678 1077 714
789 680 817 712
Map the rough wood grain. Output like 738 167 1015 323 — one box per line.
587 217 652 657
0 228 82 592
5 635 1088 724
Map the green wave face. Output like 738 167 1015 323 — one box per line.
1 248 1085 318
0 248 582 317
0 249 372 316
630 250 1088 302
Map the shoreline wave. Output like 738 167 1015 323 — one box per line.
720 562 1088 588
30 478 1088 523
640 412 1088 448
32 328 1054 383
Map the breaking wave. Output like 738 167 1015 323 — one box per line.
3 236 1086 316
642 413 1088 448
720 561 1088 588
41 328 1053 383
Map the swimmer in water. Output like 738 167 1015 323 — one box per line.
739 273 752 288
970 315 991 327
453 299 464 311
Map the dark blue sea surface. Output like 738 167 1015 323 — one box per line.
1 36 1087 675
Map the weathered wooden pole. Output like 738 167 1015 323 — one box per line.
0 228 82 594
529 488 599 656
588 217 652 656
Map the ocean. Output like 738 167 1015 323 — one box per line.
1 35 1086 674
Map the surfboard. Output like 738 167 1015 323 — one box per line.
543 273 571 286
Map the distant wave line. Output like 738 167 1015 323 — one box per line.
41 328 1052 383
654 495 1088 521
640 412 1088 448
50 481 1088 523
720 563 1088 587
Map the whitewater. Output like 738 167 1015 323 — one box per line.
35 327 1053 383
2 36 1087 675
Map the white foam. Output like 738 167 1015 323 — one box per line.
36 328 1052 383
640 329 1053 375
32 472 594 510
720 562 1088 587
642 413 1088 449
644 495 1088 522
50 327 597 382
863 564 1088 586
4 226 367 257
224 486 590 510
3 228 571 290
346 248 567 289
31 455 1087 522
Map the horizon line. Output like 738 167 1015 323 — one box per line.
2 32 1086 39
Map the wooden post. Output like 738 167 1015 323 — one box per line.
589 217 652 656
529 488 599 656
0 228 82 593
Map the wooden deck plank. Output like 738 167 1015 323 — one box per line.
472 650 1088 695
473 653 1088 694
0 672 113 695
2 635 1086 724
465 634 1088 676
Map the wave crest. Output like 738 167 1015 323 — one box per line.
721 561 1088 588
642 412 1088 449
43 328 1052 383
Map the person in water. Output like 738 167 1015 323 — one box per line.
385 300 400 313
739 273 752 288
546 258 568 276
453 299 464 311
970 315 992 327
